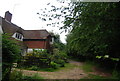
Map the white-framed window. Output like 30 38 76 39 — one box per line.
50 37 54 44
12 32 23 41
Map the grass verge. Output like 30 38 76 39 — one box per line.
81 61 95 72
80 61 120 79
17 62 77 72
10 69 44 80
22 73 44 79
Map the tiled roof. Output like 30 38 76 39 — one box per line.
23 30 50 39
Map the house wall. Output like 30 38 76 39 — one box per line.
46 36 51 51
23 40 49 53
24 40 47 49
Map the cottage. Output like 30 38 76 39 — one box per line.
1 11 54 55
23 30 53 53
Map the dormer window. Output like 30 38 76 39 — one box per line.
19 35 22 39
15 33 18 38
12 32 23 41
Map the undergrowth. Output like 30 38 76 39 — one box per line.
81 61 95 72
81 60 120 79
17 62 76 72
10 69 44 81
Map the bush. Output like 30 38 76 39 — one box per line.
55 59 65 67
112 70 120 79
2 34 21 81
22 73 44 79
10 70 22 81
19 48 68 70
50 49 67 67
50 61 60 69
20 49 50 68
10 69 44 80
29 66 39 71
26 49 48 58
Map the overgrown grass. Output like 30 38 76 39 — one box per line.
17 66 56 72
28 66 56 72
17 62 76 72
81 61 95 72
22 73 44 79
10 69 44 81
10 69 23 81
80 60 120 79
111 70 120 79
80 62 111 79
82 73 120 79
54 62 77 71
81 74 107 79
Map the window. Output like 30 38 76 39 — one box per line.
15 33 18 38
15 33 23 40
50 38 52 42
19 35 22 39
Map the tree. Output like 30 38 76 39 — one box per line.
2 34 21 81
65 2 120 61
49 31 65 51
37 1 120 64
37 0 73 32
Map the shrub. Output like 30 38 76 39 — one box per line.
49 49 68 68
112 70 120 79
10 70 44 80
19 48 68 70
10 70 22 81
50 61 60 69
22 73 44 79
2 34 21 81
26 49 48 58
20 49 50 68
29 66 39 71
54 59 65 67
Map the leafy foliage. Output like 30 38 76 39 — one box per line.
19 48 68 70
10 70 44 81
37 0 73 33
65 2 120 61
10 70 22 81
20 49 50 68
60 3 120 75
2 34 21 81
49 32 65 51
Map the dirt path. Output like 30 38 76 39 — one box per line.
17 60 87 79
16 60 111 79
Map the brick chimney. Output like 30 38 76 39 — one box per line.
4 11 12 22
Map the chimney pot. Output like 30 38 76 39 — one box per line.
4 11 12 22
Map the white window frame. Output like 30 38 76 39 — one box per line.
12 32 23 41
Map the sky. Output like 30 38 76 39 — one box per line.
0 0 70 43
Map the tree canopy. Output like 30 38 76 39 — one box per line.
65 2 120 61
